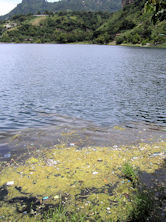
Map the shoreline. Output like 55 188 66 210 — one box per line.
1 122 166 160
0 41 166 49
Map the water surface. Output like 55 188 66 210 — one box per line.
0 44 165 130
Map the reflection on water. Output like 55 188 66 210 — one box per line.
0 44 165 131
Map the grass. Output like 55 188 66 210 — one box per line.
121 163 154 222
128 189 154 222
44 205 87 222
121 163 138 186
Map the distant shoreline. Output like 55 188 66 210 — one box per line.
0 41 166 48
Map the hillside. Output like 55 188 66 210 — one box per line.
0 12 112 43
0 0 165 47
0 0 121 20
96 0 166 46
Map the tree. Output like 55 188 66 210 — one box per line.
145 0 166 24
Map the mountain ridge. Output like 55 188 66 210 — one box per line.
0 0 122 20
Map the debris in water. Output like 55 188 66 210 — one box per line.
70 143 75 146
47 159 58 166
42 196 49 200
150 152 164 157
4 153 11 158
54 195 60 199
6 181 14 186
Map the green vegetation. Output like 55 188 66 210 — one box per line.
121 164 154 221
96 0 166 46
0 12 113 44
128 189 154 222
121 163 138 186
0 0 165 47
44 206 87 222
145 0 166 24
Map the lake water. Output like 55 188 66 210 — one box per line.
0 44 166 131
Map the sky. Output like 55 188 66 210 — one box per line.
0 0 57 15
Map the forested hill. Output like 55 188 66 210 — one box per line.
0 0 121 20
0 0 165 47
98 0 166 46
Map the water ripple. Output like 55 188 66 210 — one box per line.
0 44 165 130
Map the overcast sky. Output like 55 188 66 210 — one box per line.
0 0 56 15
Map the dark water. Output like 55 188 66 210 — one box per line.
0 44 166 131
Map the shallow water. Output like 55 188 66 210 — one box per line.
0 44 166 131
0 119 166 160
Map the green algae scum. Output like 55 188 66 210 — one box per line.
0 141 166 221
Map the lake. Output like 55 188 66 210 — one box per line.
0 44 166 131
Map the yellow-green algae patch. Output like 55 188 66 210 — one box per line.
113 126 126 131
0 142 166 221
